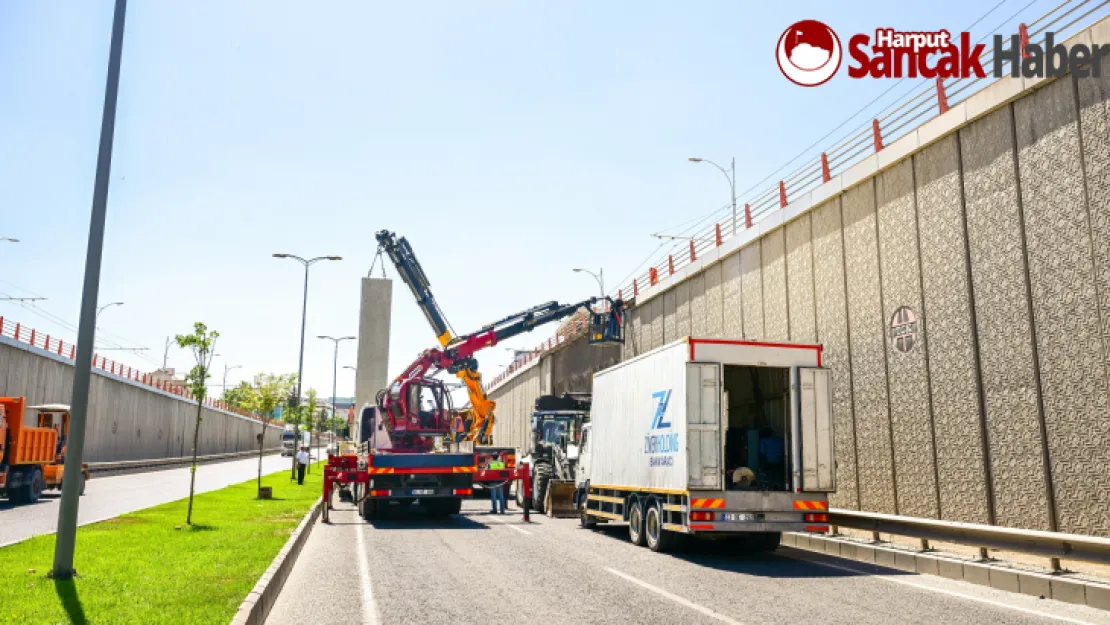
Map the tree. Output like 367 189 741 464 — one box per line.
244 373 296 495
221 381 253 409
176 322 219 525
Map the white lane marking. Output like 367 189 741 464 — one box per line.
355 521 381 625
484 514 532 535
606 567 745 625
793 556 1099 625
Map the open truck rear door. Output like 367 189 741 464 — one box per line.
798 367 835 492
685 363 722 490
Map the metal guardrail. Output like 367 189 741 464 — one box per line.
830 508 1110 565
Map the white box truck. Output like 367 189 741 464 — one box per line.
577 337 835 552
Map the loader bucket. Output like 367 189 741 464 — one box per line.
544 480 578 518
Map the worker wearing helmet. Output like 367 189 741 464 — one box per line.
487 455 507 514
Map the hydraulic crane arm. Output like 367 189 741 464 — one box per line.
375 229 624 444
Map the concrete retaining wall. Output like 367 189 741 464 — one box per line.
0 335 282 462
489 18 1110 538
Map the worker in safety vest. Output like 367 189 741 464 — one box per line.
487 455 507 514
453 415 466 443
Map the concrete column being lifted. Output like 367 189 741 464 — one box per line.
355 278 392 415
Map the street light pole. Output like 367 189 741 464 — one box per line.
272 253 342 410
53 0 128 581
689 157 737 236
572 267 604 298
96 301 123 320
223 363 241 392
318 335 355 449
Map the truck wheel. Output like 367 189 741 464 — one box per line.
645 504 675 552
7 468 26 504
532 463 553 514
362 499 380 520
580 502 597 529
23 467 44 504
446 498 462 515
628 499 646 547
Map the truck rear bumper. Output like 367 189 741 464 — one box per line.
686 521 827 534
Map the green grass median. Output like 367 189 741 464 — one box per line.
0 462 323 625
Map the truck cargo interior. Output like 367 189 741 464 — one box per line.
722 365 790 492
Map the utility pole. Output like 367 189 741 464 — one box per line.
53 0 127 580
163 336 171 369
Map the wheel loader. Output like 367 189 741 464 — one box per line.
517 394 589 517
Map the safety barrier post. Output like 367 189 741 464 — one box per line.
69 345 75 359
745 203 752 229
649 267 658 286
30 329 36 347
1019 23 1030 58
633 279 638 297
668 255 674 276
14 323 20 341
689 239 696 263
821 152 831 183
873 118 883 152
618 289 623 300
715 223 722 247
57 340 63 356
936 77 949 114
779 181 787 208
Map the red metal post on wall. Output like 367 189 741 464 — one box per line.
618 289 623 300
715 224 722 247
29 329 35 346
779 181 787 208
69 345 75 359
633 279 639 297
689 239 696 262
936 77 949 114
745 204 752 229
649 267 659 286
873 118 883 152
1019 23 1030 58
57 340 63 356
668 255 674 276
821 153 831 183
14 323 20 341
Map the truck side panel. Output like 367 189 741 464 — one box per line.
590 341 688 493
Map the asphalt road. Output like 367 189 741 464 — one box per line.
265 499 1110 625
0 453 291 546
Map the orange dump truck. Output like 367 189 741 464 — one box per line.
0 397 88 504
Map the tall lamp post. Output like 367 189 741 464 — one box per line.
688 157 737 236
96 301 123 320
271 253 341 411
53 0 128 581
318 335 356 449
572 267 604 298
222 363 242 393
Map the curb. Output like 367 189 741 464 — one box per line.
784 532 1110 611
229 497 323 625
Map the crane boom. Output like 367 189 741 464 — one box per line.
374 229 624 444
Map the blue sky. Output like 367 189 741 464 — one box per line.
0 1 1049 401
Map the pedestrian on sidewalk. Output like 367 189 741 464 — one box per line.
296 446 310 485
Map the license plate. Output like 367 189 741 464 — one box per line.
412 489 434 495
722 513 758 522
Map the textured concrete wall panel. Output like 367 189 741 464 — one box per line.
1078 57 1110 397
876 158 939 519
761 228 789 341
722 252 743 339
741 242 764 339
676 281 692 340
690 272 707 338
812 198 858 509
1015 77 1110 536
842 180 897 514
649 296 664 350
914 134 991 524
961 105 1052 531
705 263 724 338
663 288 677 344
786 214 817 343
